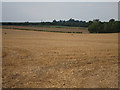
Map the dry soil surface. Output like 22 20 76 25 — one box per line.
2 25 89 34
2 29 118 88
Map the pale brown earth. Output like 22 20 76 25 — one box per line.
2 28 118 88
2 25 89 33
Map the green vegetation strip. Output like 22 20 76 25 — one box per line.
3 27 82 34
29 25 88 29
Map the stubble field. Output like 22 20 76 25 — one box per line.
2 28 118 88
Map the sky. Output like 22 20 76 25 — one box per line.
118 2 120 21
1 0 120 2
2 2 118 22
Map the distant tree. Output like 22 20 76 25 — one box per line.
109 19 115 22
88 22 103 33
88 19 120 33
68 18 75 22
53 20 57 23
93 19 99 23
24 21 29 25
88 21 93 26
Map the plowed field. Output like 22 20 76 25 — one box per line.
2 28 118 88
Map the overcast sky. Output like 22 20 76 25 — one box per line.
2 2 118 22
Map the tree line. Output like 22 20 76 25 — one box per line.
2 18 90 27
88 19 120 33
2 18 120 33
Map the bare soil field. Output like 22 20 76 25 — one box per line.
2 25 89 33
2 28 118 88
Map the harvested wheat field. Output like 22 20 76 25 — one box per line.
2 28 118 88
